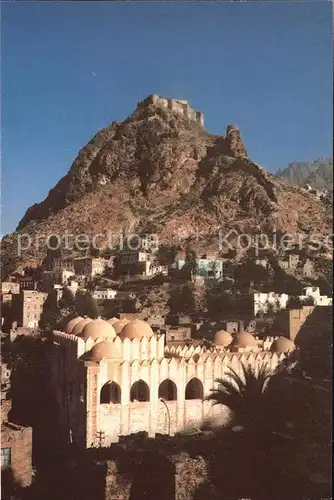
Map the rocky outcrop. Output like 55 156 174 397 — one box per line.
226 124 247 158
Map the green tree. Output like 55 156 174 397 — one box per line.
301 295 315 306
75 290 99 319
182 248 198 281
156 244 179 267
206 363 272 435
112 254 122 280
286 296 303 309
234 259 269 291
58 287 76 324
86 279 98 292
265 300 276 317
39 289 61 333
168 283 196 315
88 244 100 258
208 260 218 278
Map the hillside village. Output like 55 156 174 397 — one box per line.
1 229 332 339
1 95 332 500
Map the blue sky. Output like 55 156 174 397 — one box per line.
2 1 332 235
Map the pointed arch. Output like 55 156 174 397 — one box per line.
158 379 177 401
100 381 121 404
185 377 204 400
130 379 150 402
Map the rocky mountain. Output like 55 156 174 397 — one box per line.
1 95 332 278
276 158 333 191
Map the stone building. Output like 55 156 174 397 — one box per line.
0 282 20 295
1 422 33 491
279 254 300 271
218 320 244 334
48 317 291 449
18 276 38 291
299 287 332 307
253 292 289 316
278 255 314 277
11 290 48 328
1 293 13 305
52 257 75 283
171 257 223 279
136 94 204 127
118 251 165 280
164 325 192 344
1 362 11 399
1 363 33 491
288 306 315 342
254 286 332 316
74 258 108 278
92 289 118 301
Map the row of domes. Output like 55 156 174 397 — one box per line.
64 316 154 341
214 330 258 348
214 330 295 353
64 318 294 354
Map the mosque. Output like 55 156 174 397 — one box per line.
50 317 295 448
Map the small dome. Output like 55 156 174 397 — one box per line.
214 330 233 346
270 337 295 353
80 319 116 341
113 319 130 334
90 340 121 361
64 317 83 334
232 332 257 348
107 317 119 325
72 317 92 335
119 319 154 340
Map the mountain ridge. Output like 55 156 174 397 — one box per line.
1 95 332 278
275 158 333 191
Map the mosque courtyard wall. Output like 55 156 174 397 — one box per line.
50 318 289 449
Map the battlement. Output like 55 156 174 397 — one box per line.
164 344 287 365
53 329 285 366
137 94 204 127
53 329 165 361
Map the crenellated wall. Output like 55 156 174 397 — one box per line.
51 330 287 448
53 330 165 361
137 94 204 127
87 349 286 446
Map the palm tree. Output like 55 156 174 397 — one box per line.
206 363 272 436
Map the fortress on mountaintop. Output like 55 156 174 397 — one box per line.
137 94 205 127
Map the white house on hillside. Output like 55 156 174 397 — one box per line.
299 287 332 306
254 286 332 316
253 292 289 316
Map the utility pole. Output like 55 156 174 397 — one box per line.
96 430 105 448
159 398 171 435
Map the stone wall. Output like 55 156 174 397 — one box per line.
289 306 315 341
1 399 12 424
88 351 282 446
137 94 204 127
174 453 213 500
1 423 32 487
166 325 191 342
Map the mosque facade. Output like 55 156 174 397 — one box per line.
50 317 294 448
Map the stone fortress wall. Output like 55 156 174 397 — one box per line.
137 94 205 127
51 325 287 448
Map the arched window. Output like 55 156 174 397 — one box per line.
100 382 121 404
130 380 150 402
185 378 204 400
158 379 177 401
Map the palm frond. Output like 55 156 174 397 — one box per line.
206 362 273 429
224 365 247 393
